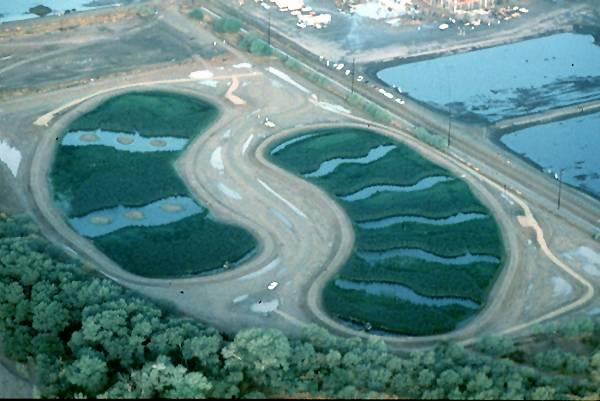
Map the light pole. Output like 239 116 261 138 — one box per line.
557 167 566 210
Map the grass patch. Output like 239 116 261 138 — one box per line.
340 254 499 302
94 214 256 278
69 91 218 138
355 218 503 257
51 146 187 217
323 281 476 336
269 128 390 174
342 179 489 221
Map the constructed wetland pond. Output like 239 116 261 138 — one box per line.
50 91 257 278
269 128 504 336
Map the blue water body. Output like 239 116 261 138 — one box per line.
358 212 489 230
339 175 452 202
335 279 479 309
304 144 396 178
69 196 202 238
0 1 119 23
501 112 600 197
62 130 189 153
357 248 500 265
377 33 600 121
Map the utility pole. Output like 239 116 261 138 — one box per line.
267 8 271 47
351 57 356 93
447 113 452 148
557 168 565 210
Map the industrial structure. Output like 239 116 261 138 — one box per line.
425 0 495 11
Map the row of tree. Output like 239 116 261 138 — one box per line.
0 211 598 399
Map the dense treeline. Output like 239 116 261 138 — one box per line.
0 212 599 399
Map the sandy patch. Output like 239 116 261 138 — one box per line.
225 76 246 106
250 299 279 313
160 203 184 213
90 216 112 225
210 146 224 173
233 294 249 304
238 258 280 281
150 139 167 148
218 183 242 200
0 140 21 177
189 70 213 80
267 66 310 94
125 210 144 220
233 62 252 69
116 135 134 145
198 79 219 88
79 133 99 142
565 246 600 277
551 276 573 297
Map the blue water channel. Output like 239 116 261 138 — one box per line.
377 33 600 121
69 196 203 238
357 248 500 266
304 144 396 178
62 130 189 153
358 212 489 229
340 175 453 202
335 279 479 309
501 112 600 198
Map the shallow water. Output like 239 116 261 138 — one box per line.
69 196 202 238
501 112 600 198
335 279 479 309
62 130 188 153
340 175 452 202
377 33 600 121
357 248 500 265
304 144 396 178
0 1 118 23
357 212 489 229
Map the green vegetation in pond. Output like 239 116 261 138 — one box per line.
50 91 256 278
93 213 256 278
268 128 504 336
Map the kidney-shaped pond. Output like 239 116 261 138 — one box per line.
268 128 504 336
50 91 257 278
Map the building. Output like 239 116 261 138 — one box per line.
426 0 495 11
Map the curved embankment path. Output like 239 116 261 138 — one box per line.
29 75 594 348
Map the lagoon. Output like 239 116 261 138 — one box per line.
501 112 600 198
377 33 600 122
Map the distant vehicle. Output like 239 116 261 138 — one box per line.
267 281 279 290
296 21 306 28
394 98 405 105
261 3 270 10
356 75 364 82
439 23 449 30
345 69 351 76
336 63 345 70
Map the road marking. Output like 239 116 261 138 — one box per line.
242 134 254 155
266 66 310 94
257 178 307 218
218 183 241 200
210 146 224 174
238 258 280 281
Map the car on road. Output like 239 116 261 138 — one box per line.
268 281 279 290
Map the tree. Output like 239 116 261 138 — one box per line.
65 353 109 395
214 17 241 33
188 8 204 21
